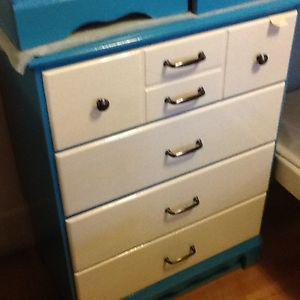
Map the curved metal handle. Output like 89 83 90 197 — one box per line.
164 246 196 265
166 139 203 158
165 197 200 216
164 52 206 69
165 87 206 105
256 54 269 65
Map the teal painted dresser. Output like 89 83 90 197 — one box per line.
0 1 299 299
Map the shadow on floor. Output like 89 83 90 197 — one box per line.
260 181 300 300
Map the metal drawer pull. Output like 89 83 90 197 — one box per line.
164 245 196 265
166 139 203 158
165 196 200 216
164 51 206 69
256 54 269 65
165 87 206 105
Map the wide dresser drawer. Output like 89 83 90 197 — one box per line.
74 194 266 300
57 83 284 216
67 143 274 271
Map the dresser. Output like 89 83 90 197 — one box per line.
0 7 297 300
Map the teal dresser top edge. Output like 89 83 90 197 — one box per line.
29 0 300 71
1 0 188 50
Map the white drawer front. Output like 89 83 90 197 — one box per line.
43 50 145 151
57 83 283 216
75 194 265 300
67 143 274 271
145 29 227 86
225 11 297 97
146 68 223 122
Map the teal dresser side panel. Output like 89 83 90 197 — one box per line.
0 53 76 300
287 10 300 91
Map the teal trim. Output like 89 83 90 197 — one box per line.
29 0 300 71
34 71 77 299
0 52 76 300
128 236 262 300
192 0 272 14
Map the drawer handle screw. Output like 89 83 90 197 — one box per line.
165 196 200 216
256 54 269 65
96 98 110 111
164 245 196 265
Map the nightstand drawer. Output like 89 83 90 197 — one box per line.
74 194 265 300
56 83 284 216
43 50 145 151
225 11 297 97
146 68 223 122
67 143 274 272
145 29 226 86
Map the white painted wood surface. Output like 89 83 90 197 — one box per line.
275 154 300 200
43 50 145 151
146 68 224 122
75 194 266 300
67 143 274 272
277 89 300 168
275 89 300 200
56 83 284 216
145 29 227 86
225 11 296 97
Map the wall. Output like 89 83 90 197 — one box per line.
288 12 300 91
0 92 34 256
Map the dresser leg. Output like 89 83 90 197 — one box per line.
241 247 262 269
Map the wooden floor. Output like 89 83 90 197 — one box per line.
177 182 300 300
1 182 299 300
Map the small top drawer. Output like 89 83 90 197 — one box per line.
225 11 297 97
146 68 224 122
43 50 145 151
145 29 227 86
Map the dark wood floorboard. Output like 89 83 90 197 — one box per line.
0 182 299 300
